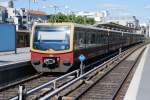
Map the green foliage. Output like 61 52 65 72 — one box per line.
47 13 95 25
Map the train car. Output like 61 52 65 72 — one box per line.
30 23 144 73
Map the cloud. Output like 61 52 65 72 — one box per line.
120 12 131 16
101 4 117 8
144 5 150 9
98 3 128 11
0 2 8 7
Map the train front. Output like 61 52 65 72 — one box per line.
30 23 74 73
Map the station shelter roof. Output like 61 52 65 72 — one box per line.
93 22 137 32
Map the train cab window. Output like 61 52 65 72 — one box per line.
33 26 70 51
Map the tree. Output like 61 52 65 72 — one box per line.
47 13 95 25
75 16 84 24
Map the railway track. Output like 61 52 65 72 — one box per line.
0 74 55 99
0 43 146 100
0 70 79 100
0 73 43 92
78 46 145 100
114 47 144 100
38 44 145 100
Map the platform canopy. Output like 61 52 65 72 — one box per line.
93 22 137 32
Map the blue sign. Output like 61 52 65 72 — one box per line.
0 24 16 52
79 54 86 62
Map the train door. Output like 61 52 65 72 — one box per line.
74 27 86 59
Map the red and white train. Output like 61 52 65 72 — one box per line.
30 23 145 73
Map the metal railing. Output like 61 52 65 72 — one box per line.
10 46 134 100
10 70 79 100
39 49 129 100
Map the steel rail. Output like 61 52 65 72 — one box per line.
0 73 43 92
10 44 143 100
112 47 146 100
10 70 79 100
39 47 132 100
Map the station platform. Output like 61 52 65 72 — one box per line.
124 44 150 100
0 47 30 70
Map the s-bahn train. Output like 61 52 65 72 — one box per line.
30 23 145 73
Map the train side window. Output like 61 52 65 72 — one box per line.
95 32 99 44
97 31 100 44
79 38 84 46
98 32 102 45
102 33 105 44
100 33 102 44
74 32 78 50
77 31 85 49
91 33 96 44
86 31 91 48
103 33 106 44
104 33 107 44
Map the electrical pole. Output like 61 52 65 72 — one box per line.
28 0 31 30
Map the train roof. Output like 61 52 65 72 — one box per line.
74 23 131 34
93 22 137 30
33 23 143 35
74 23 144 36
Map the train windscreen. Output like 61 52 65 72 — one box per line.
33 25 70 51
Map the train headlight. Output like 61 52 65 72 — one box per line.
44 58 55 65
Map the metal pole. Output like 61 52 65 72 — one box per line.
53 81 56 90
18 85 23 100
18 85 26 100
79 54 86 76
67 10 69 22
15 25 17 54
28 0 31 30
54 6 57 23
119 48 122 59
76 70 79 77
119 48 122 55
65 6 69 22
71 12 74 23
80 61 83 75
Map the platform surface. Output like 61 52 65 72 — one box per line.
124 44 150 100
0 47 30 66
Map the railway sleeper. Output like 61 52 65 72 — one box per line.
58 80 84 98
62 96 75 100
55 45 143 99
21 44 144 100
84 80 94 84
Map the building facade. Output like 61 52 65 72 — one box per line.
76 11 108 22
0 0 48 30
28 10 47 29
0 6 7 23
6 8 48 30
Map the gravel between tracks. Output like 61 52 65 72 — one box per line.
78 47 145 100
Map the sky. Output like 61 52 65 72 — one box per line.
1 0 150 23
